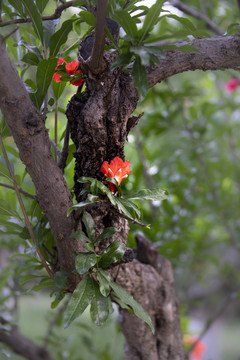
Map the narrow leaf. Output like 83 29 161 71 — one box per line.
132 56 148 98
21 0 43 43
52 80 67 100
139 0 164 42
0 162 12 182
21 52 40 66
167 14 196 32
70 230 90 243
64 275 93 328
113 9 138 39
110 281 154 333
36 57 58 99
82 211 96 242
95 227 118 244
49 19 74 57
111 53 133 70
116 198 141 219
97 270 111 297
36 0 49 13
126 188 168 201
98 240 125 269
90 278 109 325
75 252 97 275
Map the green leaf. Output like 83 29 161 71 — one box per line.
130 46 151 65
67 198 99 215
75 252 97 275
78 176 117 207
110 281 154 333
8 0 25 17
177 45 199 53
54 271 68 289
125 188 168 201
36 0 49 13
90 278 109 325
0 199 21 219
21 52 40 66
114 197 134 219
52 80 67 100
166 14 196 33
98 240 125 268
79 10 95 26
111 53 133 70
36 57 58 98
43 19 59 49
0 162 12 182
0 117 11 138
82 211 96 242
19 41 43 60
64 275 94 327
139 0 164 42
49 19 74 57
97 270 111 297
32 278 55 291
95 227 118 244
21 0 43 43
113 9 138 39
70 230 90 243
132 56 148 98
116 198 141 219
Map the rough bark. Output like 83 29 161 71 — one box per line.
116 235 184 360
0 37 81 290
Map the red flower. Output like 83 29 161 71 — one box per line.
184 335 206 360
52 58 66 83
225 78 239 92
100 156 132 192
52 58 84 86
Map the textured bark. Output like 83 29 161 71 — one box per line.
0 38 81 290
117 234 184 360
147 34 240 87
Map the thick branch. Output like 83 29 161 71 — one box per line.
87 0 108 73
147 35 240 88
0 37 81 288
0 326 53 360
169 0 223 35
0 1 83 27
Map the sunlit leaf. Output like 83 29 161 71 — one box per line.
98 240 125 268
90 278 109 325
49 19 74 56
139 0 164 42
21 0 44 43
97 270 111 297
110 281 154 333
82 211 96 242
75 252 97 275
64 275 93 328
125 189 168 202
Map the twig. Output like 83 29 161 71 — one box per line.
49 138 61 160
87 0 108 73
2 27 19 41
0 1 86 28
0 135 54 278
58 121 70 171
169 0 223 35
0 182 35 199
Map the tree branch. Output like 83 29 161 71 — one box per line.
0 37 81 289
147 34 240 88
0 326 53 360
169 0 223 35
87 0 108 73
0 182 35 199
0 1 85 28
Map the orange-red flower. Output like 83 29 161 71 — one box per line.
225 78 240 92
52 58 66 83
52 58 84 86
100 156 132 192
184 335 206 360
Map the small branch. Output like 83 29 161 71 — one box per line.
87 0 108 73
169 0 223 35
0 1 86 28
2 27 19 41
58 120 70 172
43 300 68 348
49 138 61 160
0 135 54 278
0 182 35 199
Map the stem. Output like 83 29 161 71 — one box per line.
0 182 35 199
0 135 54 278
